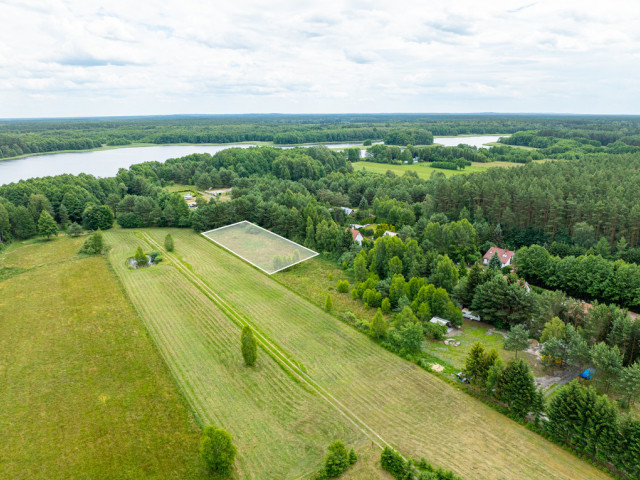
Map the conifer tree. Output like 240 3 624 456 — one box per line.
164 233 174 251
241 326 257 366
504 324 530 359
325 294 333 312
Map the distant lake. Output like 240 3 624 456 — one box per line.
433 135 507 148
0 137 505 185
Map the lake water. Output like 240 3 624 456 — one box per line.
433 135 506 148
0 137 504 185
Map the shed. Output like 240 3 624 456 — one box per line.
429 317 452 328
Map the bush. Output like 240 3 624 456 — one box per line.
324 441 349 478
200 425 237 476
337 280 350 293
68 222 83 237
148 250 162 262
164 233 174 251
241 325 258 366
381 447 406 478
78 231 104 255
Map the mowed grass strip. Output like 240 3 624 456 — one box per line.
0 236 206 480
351 161 523 178
152 228 612 480
104 230 365 479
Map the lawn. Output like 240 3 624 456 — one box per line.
104 229 366 479
0 235 206 480
351 160 523 179
136 228 611 480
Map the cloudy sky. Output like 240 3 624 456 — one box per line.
1 0 639 117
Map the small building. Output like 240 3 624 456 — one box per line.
350 223 370 229
462 309 481 322
348 228 363 245
340 206 355 216
483 246 515 268
184 194 194 200
429 316 452 328
187 202 197 208
383 231 397 237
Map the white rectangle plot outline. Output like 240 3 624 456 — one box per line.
201 220 319 274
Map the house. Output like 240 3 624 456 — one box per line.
340 207 355 216
483 246 515 268
347 228 363 245
429 316 452 328
383 231 397 237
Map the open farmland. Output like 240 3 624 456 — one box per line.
104 229 368 479
0 236 206 480
351 161 524 178
133 228 611 480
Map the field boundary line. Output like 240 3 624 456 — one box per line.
141 231 395 454
201 220 318 274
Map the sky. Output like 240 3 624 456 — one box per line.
1 0 639 117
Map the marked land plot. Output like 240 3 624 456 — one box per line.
202 220 317 274
104 230 362 479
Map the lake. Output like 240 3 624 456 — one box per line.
433 135 507 148
0 137 505 185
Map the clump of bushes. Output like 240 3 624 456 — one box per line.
337 280 350 293
381 447 462 480
78 231 104 255
316 441 357 479
200 425 237 477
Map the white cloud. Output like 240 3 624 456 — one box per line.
0 0 639 116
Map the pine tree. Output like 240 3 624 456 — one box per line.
325 294 333 312
488 251 502 270
348 448 357 465
134 245 147 265
465 341 486 384
497 358 541 420
370 308 387 339
617 361 640 408
38 210 58 239
354 253 368 282
164 233 174 252
241 325 258 366
324 440 349 478
504 324 530 359
68 222 83 237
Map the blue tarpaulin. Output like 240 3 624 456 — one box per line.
580 368 596 379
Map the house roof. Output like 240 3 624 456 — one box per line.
483 246 515 263
348 228 362 241
429 317 451 326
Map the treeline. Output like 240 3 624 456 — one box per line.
515 245 640 309
362 143 543 166
3 114 639 159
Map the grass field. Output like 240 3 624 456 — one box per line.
104 229 370 479
351 161 524 179
118 228 611 480
0 236 206 479
203 221 317 274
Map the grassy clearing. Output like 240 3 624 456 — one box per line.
351 161 525 179
203 221 317 274
105 229 365 479
142 228 610 480
0 236 206 480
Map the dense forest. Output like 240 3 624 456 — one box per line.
2 113 640 159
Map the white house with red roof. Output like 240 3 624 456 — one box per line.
483 246 515 268
348 227 364 245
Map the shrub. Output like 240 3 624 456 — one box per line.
148 250 161 262
68 222 83 237
348 448 357 465
133 246 147 265
79 231 104 255
241 326 258 366
337 280 350 293
325 294 333 312
324 441 349 478
164 233 174 251
200 425 237 476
